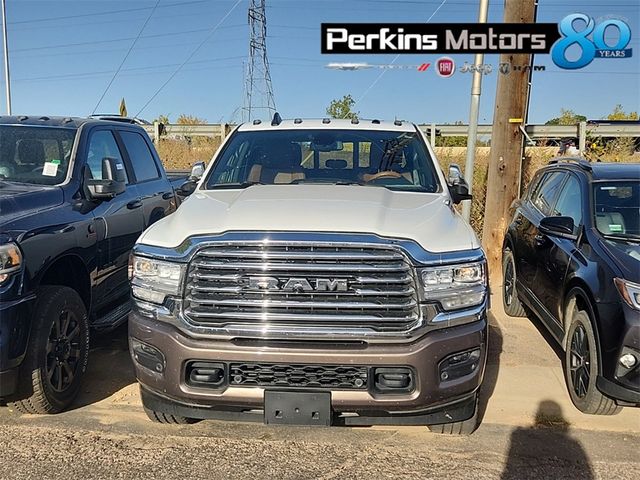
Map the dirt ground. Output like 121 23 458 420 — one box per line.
0 294 638 479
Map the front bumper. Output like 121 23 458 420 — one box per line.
129 310 488 423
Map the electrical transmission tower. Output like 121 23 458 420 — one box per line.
242 0 276 122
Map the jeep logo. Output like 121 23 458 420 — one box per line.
243 276 349 293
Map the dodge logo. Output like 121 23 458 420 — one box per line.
243 276 349 293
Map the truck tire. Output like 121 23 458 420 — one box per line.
427 407 479 435
143 406 199 425
563 307 621 416
502 248 527 317
9 286 89 414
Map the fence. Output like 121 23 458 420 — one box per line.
143 121 640 150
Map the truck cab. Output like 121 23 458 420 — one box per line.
0 115 182 413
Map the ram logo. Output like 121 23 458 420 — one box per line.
244 276 349 292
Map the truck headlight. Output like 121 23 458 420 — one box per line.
614 278 640 311
418 262 486 311
129 255 185 304
0 243 22 284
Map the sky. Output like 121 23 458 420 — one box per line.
4 0 640 125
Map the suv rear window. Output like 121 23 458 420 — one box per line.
204 129 440 193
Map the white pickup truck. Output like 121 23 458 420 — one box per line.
128 116 488 434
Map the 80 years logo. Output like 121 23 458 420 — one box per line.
551 14 633 69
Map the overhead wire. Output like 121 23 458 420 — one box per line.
134 0 244 117
91 0 161 115
355 0 449 105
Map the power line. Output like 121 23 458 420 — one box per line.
356 0 449 105
12 25 245 53
134 0 244 117
8 0 209 25
91 0 161 115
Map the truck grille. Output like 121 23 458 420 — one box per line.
183 242 420 333
229 362 368 389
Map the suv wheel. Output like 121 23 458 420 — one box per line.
564 305 621 415
143 406 199 425
502 248 526 317
9 286 89 414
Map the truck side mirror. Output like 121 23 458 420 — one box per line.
178 180 197 197
189 161 205 181
447 164 472 204
86 157 126 200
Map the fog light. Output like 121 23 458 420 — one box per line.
131 338 165 374
619 353 638 369
439 348 481 382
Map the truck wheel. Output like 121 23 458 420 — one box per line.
427 408 478 435
9 286 89 414
563 307 621 415
502 248 526 317
143 406 199 425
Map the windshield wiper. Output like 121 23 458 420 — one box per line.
602 233 640 243
292 179 367 186
208 181 264 189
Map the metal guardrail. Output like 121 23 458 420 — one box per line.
144 122 640 145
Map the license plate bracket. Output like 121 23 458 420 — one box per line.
264 391 332 426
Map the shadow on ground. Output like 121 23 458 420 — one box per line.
501 400 594 479
69 323 136 410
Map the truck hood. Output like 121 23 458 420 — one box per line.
599 237 640 284
0 182 64 228
138 185 480 253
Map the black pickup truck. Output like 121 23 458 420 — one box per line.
0 115 188 413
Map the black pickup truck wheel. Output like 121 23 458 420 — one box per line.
9 286 89 414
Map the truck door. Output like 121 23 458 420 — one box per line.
86 128 145 311
117 129 176 229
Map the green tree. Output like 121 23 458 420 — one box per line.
545 109 587 125
607 104 639 121
326 95 359 120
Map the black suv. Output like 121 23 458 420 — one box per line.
502 158 639 414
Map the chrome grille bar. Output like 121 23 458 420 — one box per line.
183 242 420 334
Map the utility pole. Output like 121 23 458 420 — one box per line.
1 0 11 115
481 0 536 286
461 0 490 221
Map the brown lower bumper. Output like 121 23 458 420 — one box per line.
129 311 487 416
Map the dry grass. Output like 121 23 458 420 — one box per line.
156 137 221 171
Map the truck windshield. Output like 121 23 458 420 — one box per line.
204 129 441 193
0 126 77 186
593 181 640 241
